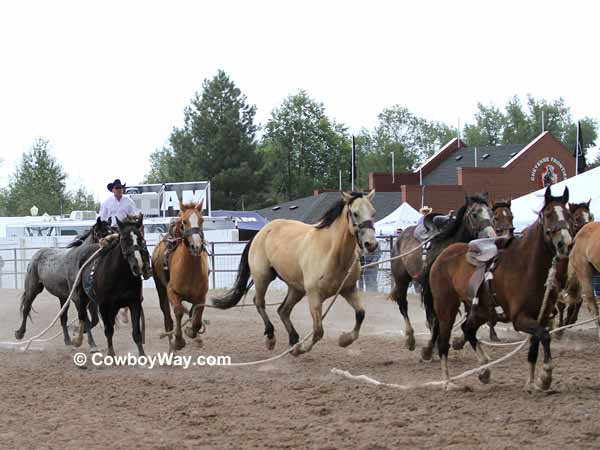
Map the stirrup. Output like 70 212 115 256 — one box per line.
494 305 507 321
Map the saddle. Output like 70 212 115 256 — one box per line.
414 213 454 241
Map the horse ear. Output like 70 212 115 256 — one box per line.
507 197 511 208
366 189 375 202
196 201 203 212
341 191 352 204
179 200 186 211
544 186 552 204
96 217 101 225
137 212 144 225
587 198 591 208
116 217 123 228
562 186 569 204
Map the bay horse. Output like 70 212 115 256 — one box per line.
152 202 209 351
556 201 594 332
212 191 378 356
14 217 113 348
425 186 572 391
390 194 496 351
72 215 151 356
563 220 600 338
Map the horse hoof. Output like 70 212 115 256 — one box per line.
338 332 354 348
489 333 500 343
536 373 552 391
444 382 464 392
451 337 465 350
64 339 73 346
184 326 197 339
405 336 416 351
193 338 203 348
290 345 302 357
72 338 83 348
478 369 491 384
89 346 100 354
14 330 25 340
173 338 186 351
554 330 564 341
420 347 433 362
265 336 276 351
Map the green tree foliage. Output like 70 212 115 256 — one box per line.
145 70 264 209
262 90 351 200
6 138 67 216
65 187 99 213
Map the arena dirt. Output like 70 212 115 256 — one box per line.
1 288 600 450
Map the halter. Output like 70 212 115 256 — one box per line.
464 203 493 236
347 206 375 250
181 225 207 255
492 204 515 235
119 228 151 277
538 205 570 242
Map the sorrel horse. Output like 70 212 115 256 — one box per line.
152 202 209 351
390 194 496 350
14 218 113 348
556 201 595 331
72 215 151 356
213 191 378 355
425 186 572 391
563 221 600 338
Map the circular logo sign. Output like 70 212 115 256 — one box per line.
530 157 567 187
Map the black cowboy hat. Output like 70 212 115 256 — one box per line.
107 178 126 192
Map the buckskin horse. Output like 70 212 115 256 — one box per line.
389 194 496 351
14 218 113 349
152 202 209 351
424 186 572 391
72 215 151 356
563 220 600 339
213 191 378 356
555 200 595 333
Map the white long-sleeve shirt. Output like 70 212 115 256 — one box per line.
99 195 137 226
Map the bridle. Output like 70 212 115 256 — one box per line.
570 206 594 235
492 203 515 235
538 204 570 243
180 213 207 256
119 227 150 276
347 203 375 251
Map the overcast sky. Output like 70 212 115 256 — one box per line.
1 0 598 202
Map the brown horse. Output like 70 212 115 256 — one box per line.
563 221 600 338
555 200 594 332
213 191 378 355
425 186 571 391
390 194 496 351
152 202 209 351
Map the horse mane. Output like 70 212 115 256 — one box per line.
493 200 511 211
180 202 203 211
435 194 489 241
66 229 93 248
569 201 589 212
315 192 364 229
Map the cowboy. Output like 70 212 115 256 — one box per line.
99 178 137 227
418 206 432 225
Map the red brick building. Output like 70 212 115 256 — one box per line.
369 132 576 212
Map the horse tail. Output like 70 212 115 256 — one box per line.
212 237 254 309
421 267 437 330
20 262 38 320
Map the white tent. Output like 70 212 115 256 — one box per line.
375 202 422 236
511 166 600 231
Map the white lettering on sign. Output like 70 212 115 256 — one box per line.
530 157 568 185
161 190 207 211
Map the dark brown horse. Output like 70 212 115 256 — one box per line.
556 201 595 333
425 186 571 391
152 202 210 351
390 194 496 350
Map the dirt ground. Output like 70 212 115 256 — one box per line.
1 288 600 450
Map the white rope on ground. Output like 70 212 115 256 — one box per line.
221 236 439 367
0 247 103 351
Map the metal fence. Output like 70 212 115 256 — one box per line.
0 237 398 293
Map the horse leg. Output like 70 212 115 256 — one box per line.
514 313 552 392
102 303 117 357
463 314 492 384
338 288 365 348
277 288 304 347
488 320 500 342
129 301 145 357
438 315 464 390
58 297 72 346
420 318 439 362
565 302 582 326
71 286 89 348
14 275 43 340
186 304 206 341
167 286 186 351
293 292 323 356
156 278 174 350
554 302 566 340
578 267 600 340
390 270 415 351
85 301 99 351
253 276 276 351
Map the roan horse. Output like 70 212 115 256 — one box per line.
555 200 594 332
563 220 600 338
72 215 151 356
425 186 572 391
390 194 496 350
213 191 378 355
14 218 113 349
152 202 209 351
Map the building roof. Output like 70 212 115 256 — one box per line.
256 192 402 224
423 143 525 185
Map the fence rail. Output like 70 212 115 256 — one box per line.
0 237 397 292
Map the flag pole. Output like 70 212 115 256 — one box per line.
575 121 580 176
351 135 355 191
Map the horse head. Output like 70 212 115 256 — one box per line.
342 190 378 254
92 217 113 241
540 186 572 258
116 214 151 278
492 198 514 238
178 201 206 257
568 199 593 236
463 193 496 239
